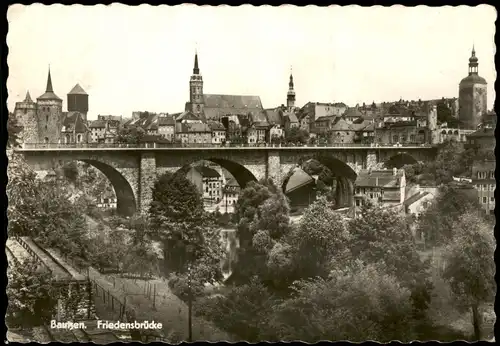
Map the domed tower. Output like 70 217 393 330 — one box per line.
14 91 38 144
67 83 89 120
189 51 204 116
459 46 487 129
36 68 63 143
286 67 296 111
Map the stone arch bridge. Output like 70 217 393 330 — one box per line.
14 145 436 216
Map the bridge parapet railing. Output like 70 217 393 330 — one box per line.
19 142 434 150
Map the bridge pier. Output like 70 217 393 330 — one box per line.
139 153 157 215
267 151 281 187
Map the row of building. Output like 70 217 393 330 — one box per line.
14 47 493 149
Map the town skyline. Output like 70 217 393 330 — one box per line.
7 4 496 120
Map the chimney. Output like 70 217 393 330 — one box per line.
393 167 397 176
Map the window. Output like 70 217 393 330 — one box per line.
46 115 49 122
45 125 47 130
355 199 361 207
77 134 82 143
483 197 487 204
490 184 495 191
490 196 495 202
393 135 398 143
491 171 495 179
483 184 487 190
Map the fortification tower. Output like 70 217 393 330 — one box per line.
14 91 38 144
36 68 63 143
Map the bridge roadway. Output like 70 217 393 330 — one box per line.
17 142 434 151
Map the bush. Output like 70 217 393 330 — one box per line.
167 272 205 303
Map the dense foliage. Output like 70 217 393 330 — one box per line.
284 127 309 145
7 114 23 148
6 258 58 327
149 171 224 287
442 212 495 340
116 125 146 144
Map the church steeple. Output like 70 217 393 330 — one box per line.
287 66 296 111
193 51 200 75
46 67 54 93
189 50 204 115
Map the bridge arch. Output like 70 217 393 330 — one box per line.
175 157 258 190
282 153 357 209
385 152 418 169
79 160 137 217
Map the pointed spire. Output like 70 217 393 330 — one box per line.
46 66 54 93
289 66 294 89
193 51 200 75
24 90 33 103
472 43 476 56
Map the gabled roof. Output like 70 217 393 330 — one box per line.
207 121 226 131
344 108 364 118
178 122 211 133
265 108 283 125
355 169 405 188
330 118 353 131
177 111 202 122
403 191 430 207
203 94 263 109
158 115 175 126
62 111 87 133
68 83 88 95
89 120 106 128
283 111 298 123
286 168 314 193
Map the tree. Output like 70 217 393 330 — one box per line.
232 179 292 285
289 197 350 279
149 172 224 283
7 258 58 327
442 212 495 341
348 203 433 322
62 161 79 185
194 278 277 342
417 185 481 247
116 126 146 144
263 263 416 342
284 127 309 145
7 114 23 148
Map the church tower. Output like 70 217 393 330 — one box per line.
189 51 204 116
14 91 38 144
36 67 63 143
459 46 488 129
286 67 296 111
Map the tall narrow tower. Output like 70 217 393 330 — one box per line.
14 91 38 144
189 51 204 116
67 83 89 120
36 67 63 143
458 45 488 129
286 67 296 111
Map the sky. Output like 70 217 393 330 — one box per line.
7 4 497 120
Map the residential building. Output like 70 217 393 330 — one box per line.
354 168 406 209
298 101 348 134
465 127 495 153
158 114 176 142
208 121 227 144
471 160 495 215
222 177 240 212
176 122 212 144
284 168 317 209
186 165 223 204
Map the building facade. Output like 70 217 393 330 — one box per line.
471 160 495 215
354 168 406 209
